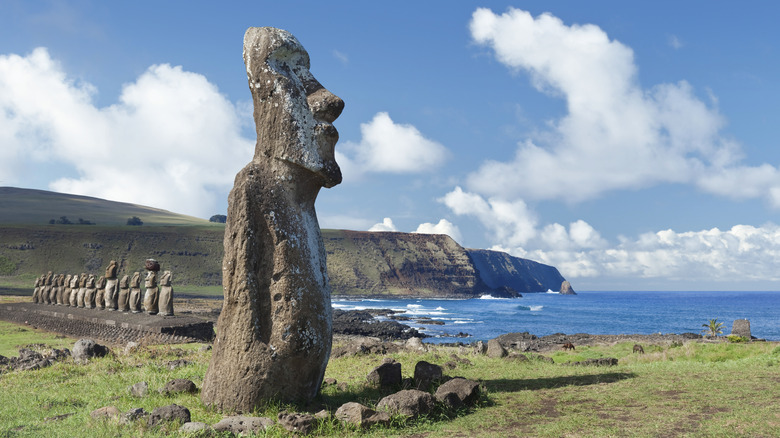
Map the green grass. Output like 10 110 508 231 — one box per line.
1 325 780 437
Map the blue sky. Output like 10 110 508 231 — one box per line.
2 1 780 291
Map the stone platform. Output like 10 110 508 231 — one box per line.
0 302 214 345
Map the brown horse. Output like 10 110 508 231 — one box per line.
633 344 645 354
562 342 575 351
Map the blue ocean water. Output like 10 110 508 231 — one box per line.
332 291 780 343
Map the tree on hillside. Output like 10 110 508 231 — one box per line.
126 216 144 226
209 214 227 223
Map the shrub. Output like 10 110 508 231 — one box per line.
209 214 227 223
726 335 749 343
126 216 144 226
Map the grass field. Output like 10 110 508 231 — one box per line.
1 315 779 437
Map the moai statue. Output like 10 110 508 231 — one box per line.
95 276 106 309
43 271 53 304
49 274 62 305
118 274 131 312
158 270 174 316
77 273 88 308
202 27 343 411
104 260 119 311
69 274 79 307
84 274 97 309
32 276 41 303
129 271 143 313
62 274 72 306
56 274 66 305
143 259 160 315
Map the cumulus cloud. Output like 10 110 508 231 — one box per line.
467 8 780 205
368 217 398 232
339 112 448 177
0 47 252 217
414 219 462 243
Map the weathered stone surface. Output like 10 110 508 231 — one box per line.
434 377 480 409
277 411 316 435
405 336 427 351
129 272 142 313
90 406 120 420
560 280 576 295
367 360 402 387
72 339 109 364
130 381 149 398
413 360 442 390
731 319 751 338
486 338 507 358
143 270 158 315
120 408 148 425
118 275 130 312
160 379 197 395
147 404 191 428
473 340 487 355
158 270 174 316
376 389 435 419
335 402 390 428
201 27 343 412
179 421 212 435
212 416 274 434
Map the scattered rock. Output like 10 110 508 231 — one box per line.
333 309 427 340
322 377 337 386
160 379 197 395
367 360 402 387
90 406 120 420
413 360 442 390
506 353 529 362
212 416 274 435
473 340 486 355
566 358 618 367
180 421 213 435
166 359 192 370
335 402 390 428
331 338 401 358
120 408 148 425
147 404 191 428
376 389 435 419
486 339 507 358
72 339 109 364
277 411 316 435
199 345 212 353
435 378 481 409
124 342 140 355
405 337 427 352
130 382 149 398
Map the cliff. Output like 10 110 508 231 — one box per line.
467 249 566 293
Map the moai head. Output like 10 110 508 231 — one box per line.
106 260 118 278
79 273 87 287
244 27 344 189
86 274 96 288
130 271 141 288
120 274 129 289
160 270 172 287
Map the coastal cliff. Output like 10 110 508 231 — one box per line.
467 249 566 293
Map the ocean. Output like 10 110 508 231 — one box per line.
332 291 780 343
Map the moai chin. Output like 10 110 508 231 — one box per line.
201 27 343 412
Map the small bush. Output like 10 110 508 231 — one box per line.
726 335 749 343
126 216 144 226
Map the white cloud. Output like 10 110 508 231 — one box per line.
333 50 349 64
339 112 448 177
368 217 398 232
414 219 462 243
467 8 780 206
668 35 683 50
0 47 253 218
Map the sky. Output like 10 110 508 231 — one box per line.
2 1 780 291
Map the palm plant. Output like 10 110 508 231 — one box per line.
702 318 724 337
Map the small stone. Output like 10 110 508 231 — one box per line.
376 389 435 419
160 379 197 395
367 360 402 387
413 360 443 390
486 339 507 358
322 377 337 386
405 337 427 351
90 406 120 420
212 416 274 434
120 408 148 425
130 382 149 398
334 402 390 428
147 404 191 428
434 378 481 409
72 339 109 364
180 421 213 435
277 411 316 435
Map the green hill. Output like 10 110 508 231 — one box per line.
0 187 568 297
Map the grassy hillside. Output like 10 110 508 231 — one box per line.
0 187 217 226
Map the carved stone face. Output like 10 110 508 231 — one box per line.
244 27 344 188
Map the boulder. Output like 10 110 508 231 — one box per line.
367 360 402 387
413 360 443 390
179 422 213 435
160 379 197 395
212 416 274 434
486 339 507 358
277 411 316 435
72 339 109 364
376 389 435 419
405 337 427 351
473 340 487 355
434 378 480 409
147 404 191 428
335 402 390 428
120 408 148 425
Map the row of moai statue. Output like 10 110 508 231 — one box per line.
31 259 174 316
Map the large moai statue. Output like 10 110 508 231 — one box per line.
118 274 131 312
32 276 41 303
77 273 88 308
62 274 72 306
69 274 79 307
158 270 174 316
129 271 142 313
43 271 53 304
104 260 119 311
84 274 97 309
49 273 60 304
95 276 106 309
143 259 160 315
201 27 343 412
